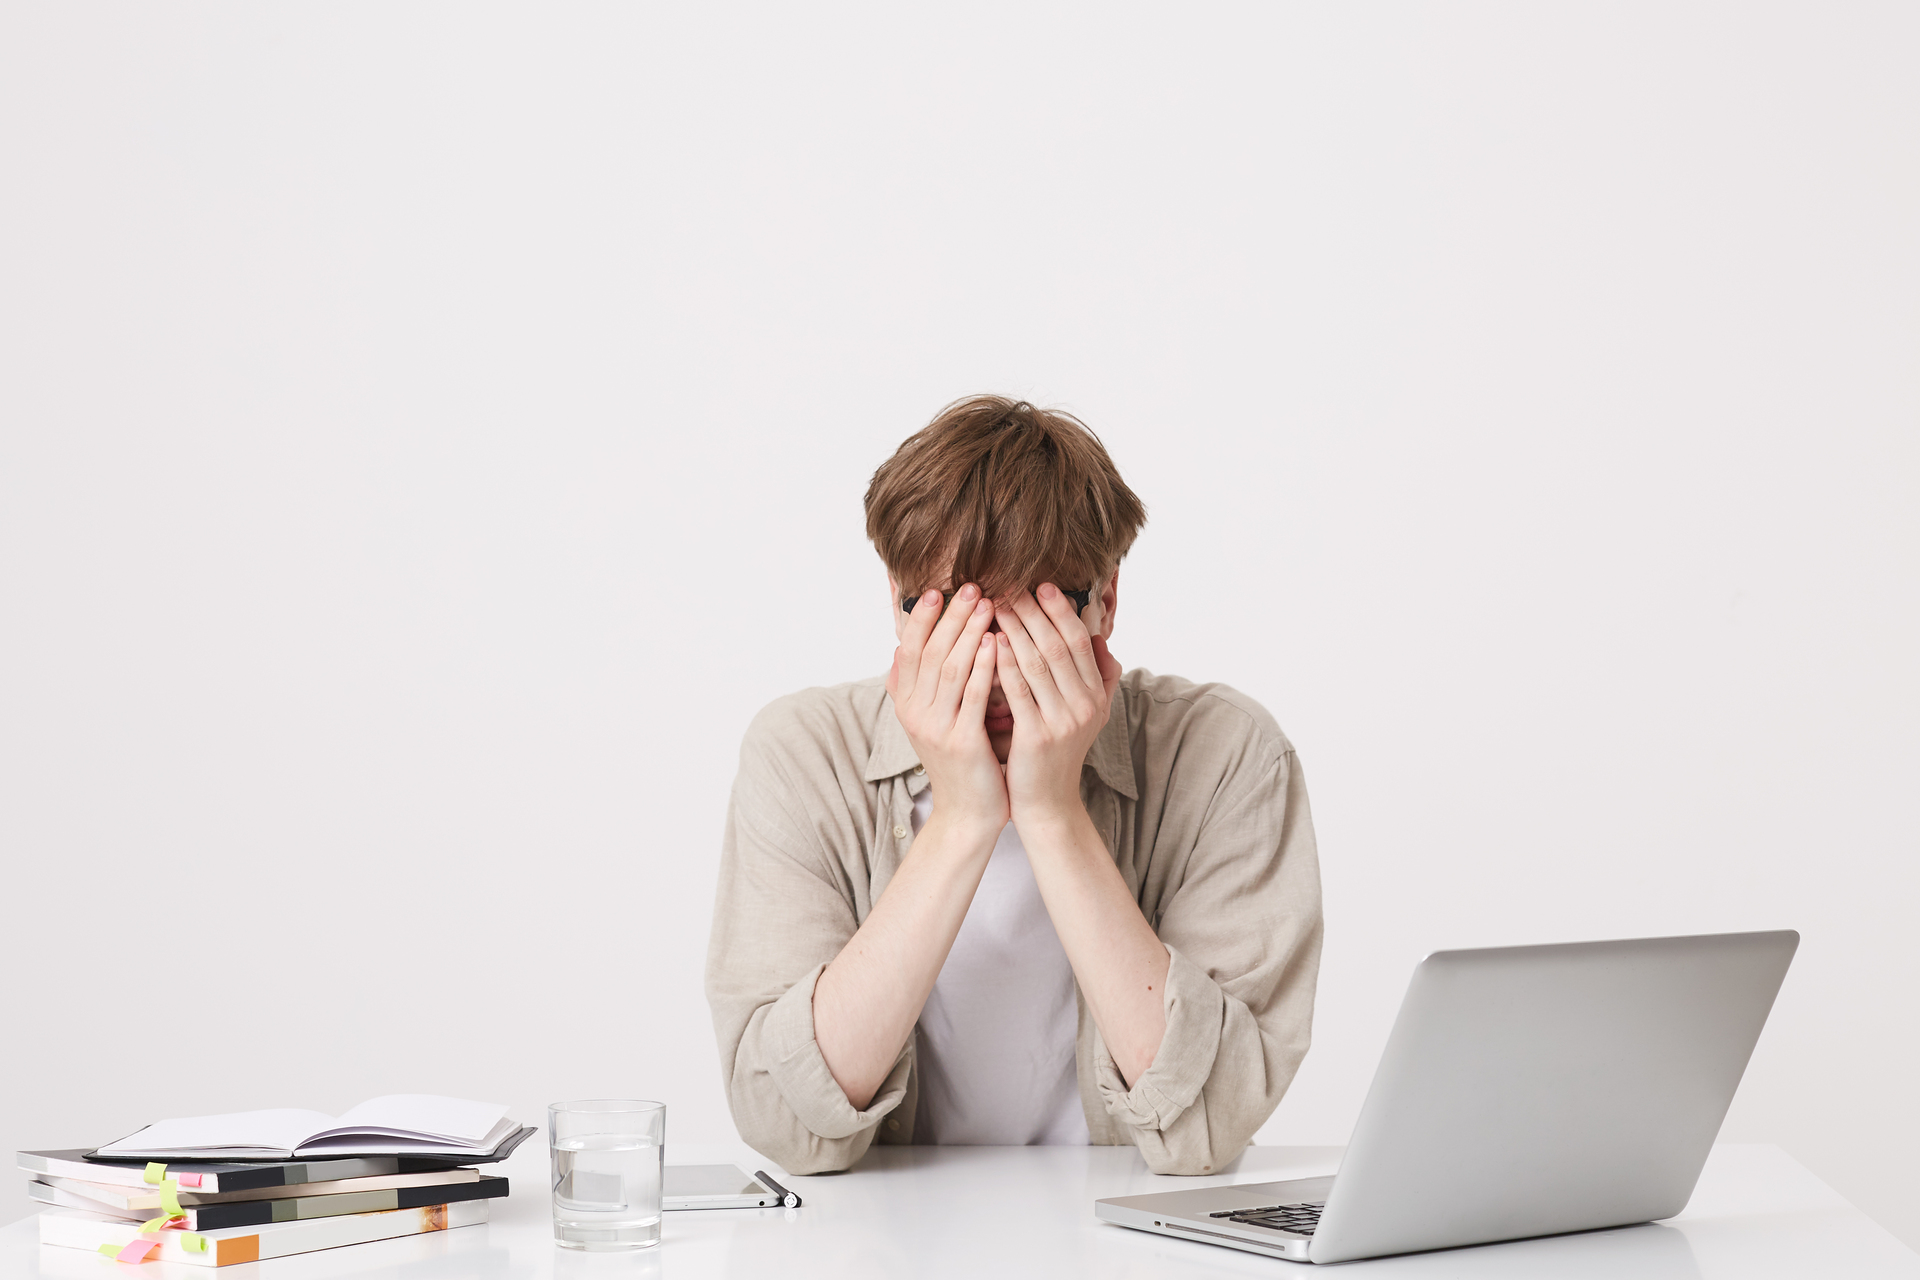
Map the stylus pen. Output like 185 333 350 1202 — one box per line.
755 1170 801 1209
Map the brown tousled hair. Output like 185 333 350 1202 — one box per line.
864 396 1147 601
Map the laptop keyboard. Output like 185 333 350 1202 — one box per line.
1209 1202 1326 1236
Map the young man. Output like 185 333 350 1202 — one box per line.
705 396 1322 1175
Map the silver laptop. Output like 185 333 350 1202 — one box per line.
1097 929 1798 1264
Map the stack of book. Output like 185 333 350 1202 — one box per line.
22 1095 533 1267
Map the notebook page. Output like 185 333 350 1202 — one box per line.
317 1095 507 1145
95 1109 337 1156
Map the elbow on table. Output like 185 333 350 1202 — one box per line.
1131 1133 1252 1177
727 1085 878 1175
737 1119 872 1176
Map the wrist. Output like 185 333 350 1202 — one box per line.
920 807 1005 855
1009 794 1094 841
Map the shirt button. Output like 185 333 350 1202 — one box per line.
893 825 908 839
886 1118 901 1132
913 765 925 775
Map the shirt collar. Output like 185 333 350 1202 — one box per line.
865 688 1138 801
862 703 920 783
1084 690 1139 799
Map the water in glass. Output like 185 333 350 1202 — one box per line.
550 1102 664 1251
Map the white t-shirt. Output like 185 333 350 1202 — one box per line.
909 787 1090 1145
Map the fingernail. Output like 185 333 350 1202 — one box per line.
959 584 978 601
923 589 940 605
1039 583 1057 600
974 599 991 618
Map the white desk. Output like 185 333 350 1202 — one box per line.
5 1143 1915 1278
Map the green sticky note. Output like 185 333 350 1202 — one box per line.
182 1234 208 1253
158 1180 184 1216
97 1243 119 1257
143 1162 167 1185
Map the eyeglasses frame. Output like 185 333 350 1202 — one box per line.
900 587 1093 615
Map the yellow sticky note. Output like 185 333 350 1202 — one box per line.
143 1162 167 1185
139 1214 175 1233
158 1180 184 1216
182 1234 207 1253
97 1243 119 1257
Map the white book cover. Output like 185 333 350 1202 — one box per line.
30 1182 145 1221
37 1201 488 1267
95 1095 515 1160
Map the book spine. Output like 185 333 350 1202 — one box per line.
44 1166 487 1212
183 1177 508 1230
40 1214 222 1269
48 1155 446 1192
258 1200 489 1263
38 1201 489 1267
19 1157 206 1191
394 1176 508 1213
206 1157 415 1191
28 1151 475 1192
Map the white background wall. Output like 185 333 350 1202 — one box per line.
3 0 1916 1249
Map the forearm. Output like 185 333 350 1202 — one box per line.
1017 805 1169 1087
812 814 997 1109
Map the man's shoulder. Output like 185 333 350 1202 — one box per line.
741 676 889 769
1119 668 1295 763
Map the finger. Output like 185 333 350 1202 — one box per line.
895 589 942 695
995 632 1043 726
1093 634 1122 704
933 594 995 713
1034 583 1104 696
886 647 900 700
1003 592 1087 715
958 629 996 722
995 596 1071 721
914 584 984 705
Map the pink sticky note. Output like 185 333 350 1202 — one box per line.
176 1173 203 1188
113 1238 159 1263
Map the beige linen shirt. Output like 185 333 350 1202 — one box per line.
704 667 1323 1176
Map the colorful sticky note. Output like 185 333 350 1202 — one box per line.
142 1163 167 1185
182 1234 207 1253
176 1172 203 1188
158 1181 184 1216
113 1238 160 1263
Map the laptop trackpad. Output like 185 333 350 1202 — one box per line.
1215 1174 1336 1209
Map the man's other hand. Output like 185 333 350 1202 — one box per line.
994 585 1123 825
887 585 1008 838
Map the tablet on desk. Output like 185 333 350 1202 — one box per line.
663 1165 778 1210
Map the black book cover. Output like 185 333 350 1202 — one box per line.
179 1175 510 1230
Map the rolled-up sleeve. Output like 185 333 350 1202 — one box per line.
1092 747 1323 1173
703 716 909 1173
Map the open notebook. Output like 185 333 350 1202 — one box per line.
92 1095 530 1161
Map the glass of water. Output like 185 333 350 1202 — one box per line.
549 1100 665 1250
